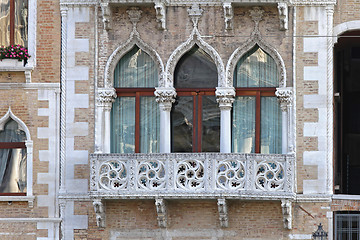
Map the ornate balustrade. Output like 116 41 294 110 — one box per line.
90 153 295 200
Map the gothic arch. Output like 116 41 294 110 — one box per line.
0 107 31 141
104 31 165 88
226 34 287 88
165 28 225 88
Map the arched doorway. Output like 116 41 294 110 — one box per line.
334 30 360 194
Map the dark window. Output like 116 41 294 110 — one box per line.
172 45 220 152
335 212 360 240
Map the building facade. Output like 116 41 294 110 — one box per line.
1 0 360 239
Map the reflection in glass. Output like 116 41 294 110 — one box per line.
171 96 193 152
111 97 135 153
234 45 278 88
114 46 158 88
261 97 282 154
14 0 28 47
0 120 27 193
232 96 256 153
201 96 220 152
140 96 159 153
0 0 10 46
174 45 217 88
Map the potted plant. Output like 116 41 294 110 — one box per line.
0 45 31 67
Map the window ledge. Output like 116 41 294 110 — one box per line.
0 61 34 83
332 194 360 200
0 195 35 207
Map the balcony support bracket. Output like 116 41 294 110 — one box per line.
155 198 167 228
281 199 292 229
217 198 228 228
93 199 106 228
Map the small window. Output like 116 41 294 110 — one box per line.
0 119 27 194
232 45 282 154
335 212 360 240
111 46 159 153
0 0 28 47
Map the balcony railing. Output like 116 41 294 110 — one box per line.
90 153 295 200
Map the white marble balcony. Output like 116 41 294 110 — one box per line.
90 153 295 200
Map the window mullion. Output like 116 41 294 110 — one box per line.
192 94 197 152
135 92 140 153
197 94 202 152
255 91 261 153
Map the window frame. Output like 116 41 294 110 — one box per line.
114 87 157 153
234 87 277 153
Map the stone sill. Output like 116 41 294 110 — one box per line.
0 195 35 207
332 194 360 200
0 60 34 83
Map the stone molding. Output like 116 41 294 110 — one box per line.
276 87 293 112
333 20 360 45
226 7 287 88
154 87 177 111
103 8 164 88
165 26 225 88
215 87 235 110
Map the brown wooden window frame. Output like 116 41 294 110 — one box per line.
173 88 216 153
115 87 156 153
234 87 277 153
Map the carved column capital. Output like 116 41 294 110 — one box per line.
97 88 117 110
275 87 293 112
155 87 177 112
216 87 235 110
60 6 68 17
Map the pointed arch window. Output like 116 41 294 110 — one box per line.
232 45 282 154
0 119 27 194
111 45 159 153
172 45 220 152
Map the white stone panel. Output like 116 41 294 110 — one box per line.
63 201 88 240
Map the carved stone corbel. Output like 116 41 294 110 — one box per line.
217 198 228 228
25 70 31 83
155 198 167 228
277 3 288 31
93 199 106 228
155 87 177 112
281 199 292 229
155 2 166 30
215 87 235 110
275 87 293 112
100 3 112 30
223 2 233 31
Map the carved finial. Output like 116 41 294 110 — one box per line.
127 7 142 29
249 7 264 33
188 4 203 28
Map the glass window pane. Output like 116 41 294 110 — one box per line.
261 97 282 154
114 46 158 88
201 95 220 152
0 119 26 142
14 0 27 47
234 45 278 88
111 97 135 153
232 96 255 153
174 45 218 88
140 96 159 153
0 0 10 46
0 148 26 193
171 96 193 152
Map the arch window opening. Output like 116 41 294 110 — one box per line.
232 45 282 154
171 45 220 152
111 45 159 153
334 31 360 194
0 119 27 194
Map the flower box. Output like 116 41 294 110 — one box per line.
0 59 24 68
